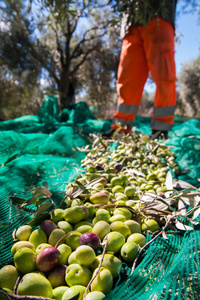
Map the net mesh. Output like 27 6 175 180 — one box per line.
104 231 200 300
0 94 200 299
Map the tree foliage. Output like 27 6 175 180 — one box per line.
176 55 200 118
0 0 116 111
0 1 41 78
29 0 115 108
78 10 121 118
0 65 43 120
0 0 199 119
0 1 43 119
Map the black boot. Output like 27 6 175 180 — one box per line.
150 130 168 140
101 129 115 139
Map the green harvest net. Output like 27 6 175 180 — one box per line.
0 94 200 299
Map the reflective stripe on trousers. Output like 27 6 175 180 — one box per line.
112 17 177 131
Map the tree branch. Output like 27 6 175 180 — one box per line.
70 22 109 60
50 24 65 67
83 237 108 298
131 216 173 274
0 289 52 300
71 44 100 75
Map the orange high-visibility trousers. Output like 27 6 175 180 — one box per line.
112 17 177 132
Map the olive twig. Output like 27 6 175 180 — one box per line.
0 289 52 300
54 229 77 249
131 216 173 274
13 275 22 295
83 237 108 298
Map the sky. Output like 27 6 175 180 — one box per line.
175 4 199 74
145 3 200 93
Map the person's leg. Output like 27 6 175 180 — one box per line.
111 26 149 133
143 17 176 133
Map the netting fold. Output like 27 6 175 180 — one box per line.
0 94 200 298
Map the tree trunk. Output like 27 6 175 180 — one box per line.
59 69 70 109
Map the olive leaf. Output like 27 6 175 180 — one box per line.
28 202 53 227
2 153 18 166
165 171 173 190
143 200 170 213
70 177 104 199
28 213 51 227
142 193 174 213
70 182 85 199
113 127 122 137
92 136 102 148
162 231 169 240
172 180 197 190
130 168 146 177
185 204 200 219
141 192 157 203
73 143 91 152
12 229 17 241
192 206 200 220
35 197 51 207
178 194 200 208
34 202 53 216
10 196 28 205
21 187 52 207
175 220 193 231
151 144 160 154
178 198 187 216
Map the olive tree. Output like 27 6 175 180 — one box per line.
177 56 200 118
